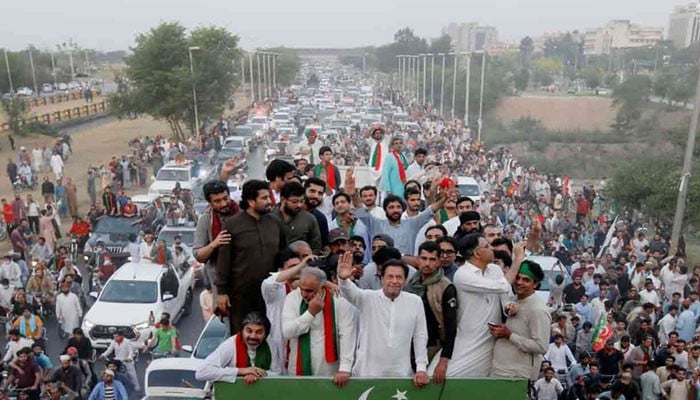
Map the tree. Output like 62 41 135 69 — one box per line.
532 58 560 87
513 68 529 91
429 34 452 54
511 116 542 144
264 47 300 86
519 36 534 66
606 157 700 225
109 22 240 140
579 66 603 89
4 97 27 135
611 75 652 131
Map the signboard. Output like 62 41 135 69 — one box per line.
214 377 527 400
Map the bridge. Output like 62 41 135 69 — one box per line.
292 48 368 58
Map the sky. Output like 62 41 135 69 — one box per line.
1 0 673 51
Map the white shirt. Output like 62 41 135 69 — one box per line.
533 377 563 400
2 337 35 362
640 289 661 307
0 284 15 308
446 262 514 377
657 313 677 345
544 343 576 371
27 202 39 217
195 335 281 383
103 339 144 362
338 278 427 377
139 242 154 263
414 216 460 256
261 275 289 373
0 262 22 287
282 288 356 376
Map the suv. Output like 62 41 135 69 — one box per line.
81 262 195 349
148 160 202 197
184 316 228 360
84 216 143 259
144 358 208 399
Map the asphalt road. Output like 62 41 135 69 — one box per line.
0 144 268 397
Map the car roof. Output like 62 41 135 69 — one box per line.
225 136 248 142
159 226 196 233
131 194 160 203
112 262 166 282
457 176 478 185
146 357 204 372
162 161 194 169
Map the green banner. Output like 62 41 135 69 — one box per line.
214 377 527 400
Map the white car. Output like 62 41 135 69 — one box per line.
248 116 270 131
456 176 481 203
148 161 201 197
270 112 291 128
41 84 53 94
144 358 209 399
527 255 572 303
81 262 195 349
16 87 34 97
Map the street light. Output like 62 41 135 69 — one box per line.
463 53 471 127
478 50 487 142
3 49 13 94
188 46 201 136
439 53 446 116
451 53 458 119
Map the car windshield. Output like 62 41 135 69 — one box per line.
100 280 158 303
156 169 190 182
330 120 350 127
250 117 267 124
147 370 205 389
224 140 244 149
233 126 253 136
458 184 480 197
94 217 140 235
194 319 228 359
158 230 195 246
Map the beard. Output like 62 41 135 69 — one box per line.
283 204 299 216
245 337 261 348
214 201 234 216
305 197 320 209
387 211 401 222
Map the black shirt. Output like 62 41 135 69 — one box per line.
596 349 623 376
41 181 55 195
64 337 93 360
563 283 586 304
421 284 458 359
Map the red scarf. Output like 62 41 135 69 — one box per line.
235 334 249 368
156 248 166 264
315 162 337 190
392 151 407 183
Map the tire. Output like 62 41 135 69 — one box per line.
182 290 193 317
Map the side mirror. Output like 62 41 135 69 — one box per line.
181 345 193 353
89 292 98 299
162 293 175 302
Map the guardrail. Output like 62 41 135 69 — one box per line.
0 101 110 132
23 90 101 110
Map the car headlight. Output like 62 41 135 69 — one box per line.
83 319 96 329
133 321 150 330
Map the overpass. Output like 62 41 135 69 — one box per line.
292 48 368 58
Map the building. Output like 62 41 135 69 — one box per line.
443 23 498 52
584 20 664 56
668 3 700 48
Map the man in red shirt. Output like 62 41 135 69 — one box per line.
2 198 15 233
575 193 591 224
68 216 91 253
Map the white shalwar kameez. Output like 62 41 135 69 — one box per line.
55 291 83 336
339 278 428 377
260 274 289 373
446 262 514 377
282 288 356 376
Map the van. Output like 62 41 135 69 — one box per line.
456 176 480 202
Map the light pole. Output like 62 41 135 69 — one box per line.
188 46 201 136
439 53 446 116
3 49 13 94
240 56 245 86
414 55 420 101
272 53 278 96
261 52 268 99
50 52 57 89
248 52 254 103
670 55 700 253
28 48 38 96
430 54 435 106
464 53 471 128
68 50 75 82
451 53 458 120
256 52 262 101
478 50 487 142
421 54 427 105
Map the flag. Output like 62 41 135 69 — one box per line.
596 216 619 259
562 175 571 197
214 377 527 400
590 312 613 352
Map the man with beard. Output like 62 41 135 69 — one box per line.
273 182 321 253
193 181 238 297
303 177 330 247
358 185 385 219
282 267 356 386
196 312 281 384
216 180 287 333
447 233 519 377
490 259 551 380
405 241 458 384
354 192 448 256
329 192 369 253
454 211 482 241
382 136 409 198
265 159 295 206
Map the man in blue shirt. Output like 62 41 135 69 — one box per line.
89 369 128 400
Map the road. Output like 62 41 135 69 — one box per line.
0 144 268 397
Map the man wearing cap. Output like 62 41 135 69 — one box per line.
453 211 482 241
490 259 551 380
196 312 281 384
88 369 128 400
48 354 82 395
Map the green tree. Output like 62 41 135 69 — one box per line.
611 75 651 131
429 34 452 54
579 66 602 89
513 68 529 91
606 157 700 225
4 97 28 135
109 22 240 140
519 36 534 66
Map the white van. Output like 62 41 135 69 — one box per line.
456 176 480 202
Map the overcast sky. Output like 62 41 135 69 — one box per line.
2 0 672 51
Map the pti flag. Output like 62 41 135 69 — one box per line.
590 312 613 352
215 377 527 400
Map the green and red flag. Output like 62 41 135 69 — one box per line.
590 313 613 352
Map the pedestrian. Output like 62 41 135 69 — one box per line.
99 331 144 393
26 195 40 235
87 168 97 206
39 209 56 250
55 178 68 218
88 369 128 400
216 180 286 334
490 259 551 380
199 284 214 322
2 198 15 234
381 136 409 198
41 176 55 204
65 177 78 217
56 283 83 338
282 267 355 386
50 151 64 180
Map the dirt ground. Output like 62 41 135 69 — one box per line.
0 96 107 124
493 94 616 131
